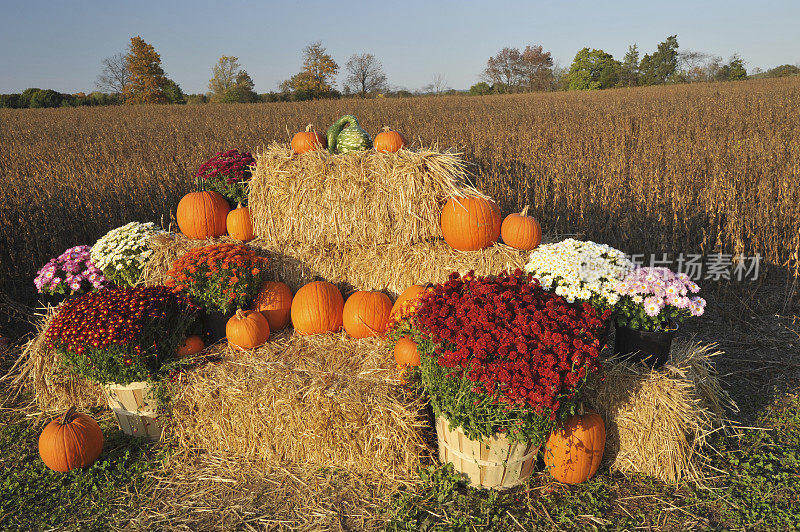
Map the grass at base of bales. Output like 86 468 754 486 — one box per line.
0 404 167 531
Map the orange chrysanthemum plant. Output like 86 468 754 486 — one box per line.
165 243 269 314
387 285 432 384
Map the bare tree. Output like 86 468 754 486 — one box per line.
95 53 129 94
344 53 388 97
424 73 448 95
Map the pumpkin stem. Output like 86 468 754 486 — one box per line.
236 309 246 320
382 126 391 132
305 124 313 132
578 401 585 416
520 205 530 217
62 406 77 425
236 203 243 209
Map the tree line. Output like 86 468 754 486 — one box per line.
1 35 798 108
472 35 798 95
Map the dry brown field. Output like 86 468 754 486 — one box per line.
1 76 799 298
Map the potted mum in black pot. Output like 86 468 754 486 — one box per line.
612 266 706 368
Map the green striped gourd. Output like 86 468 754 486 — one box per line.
326 115 373 154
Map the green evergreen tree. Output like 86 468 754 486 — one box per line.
639 35 679 85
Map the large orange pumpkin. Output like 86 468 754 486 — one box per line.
374 127 407 153
39 407 104 472
252 281 293 331
390 285 425 318
176 190 230 239
343 291 393 338
227 204 255 242
291 281 344 335
177 335 205 357
291 124 327 154
501 206 541 251
394 336 421 367
544 411 606 484
440 196 502 251
226 309 270 350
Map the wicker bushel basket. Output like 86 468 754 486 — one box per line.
104 381 163 441
435 416 540 489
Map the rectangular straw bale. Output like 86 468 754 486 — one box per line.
584 342 734 483
167 332 432 480
248 144 485 248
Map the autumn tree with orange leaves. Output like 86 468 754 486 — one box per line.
123 36 169 104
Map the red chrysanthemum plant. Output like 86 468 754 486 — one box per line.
410 269 609 445
44 286 197 385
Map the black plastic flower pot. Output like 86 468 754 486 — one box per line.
613 323 678 368
202 309 235 343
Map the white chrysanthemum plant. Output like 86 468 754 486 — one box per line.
612 267 706 332
90 222 164 287
524 238 634 313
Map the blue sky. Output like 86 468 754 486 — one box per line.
1 0 798 94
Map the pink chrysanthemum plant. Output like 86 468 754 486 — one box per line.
612 267 706 332
34 245 110 297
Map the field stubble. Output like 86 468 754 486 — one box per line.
1 77 799 298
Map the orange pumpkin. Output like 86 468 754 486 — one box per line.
226 309 271 350
290 281 344 335
374 127 407 153
343 291 393 338
291 124 327 154
227 204 255 242
390 285 425 318
176 335 205 357
544 411 606 484
440 196 502 251
394 336 420 367
252 281 293 331
176 190 230 239
501 206 541 250
39 407 104 473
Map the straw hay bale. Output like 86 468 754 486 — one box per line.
141 232 528 297
12 307 104 412
585 341 734 483
249 144 485 248
167 331 432 481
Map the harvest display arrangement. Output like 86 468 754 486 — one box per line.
19 114 731 490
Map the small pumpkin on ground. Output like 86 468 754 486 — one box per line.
343 291 393 338
39 406 104 472
176 190 230 239
374 127 407 153
291 281 344 335
327 115 372 154
501 206 541 251
177 335 205 357
226 309 271 350
544 408 606 484
227 204 255 242
390 285 425 318
252 281 293 331
440 196 502 251
291 124 327 154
